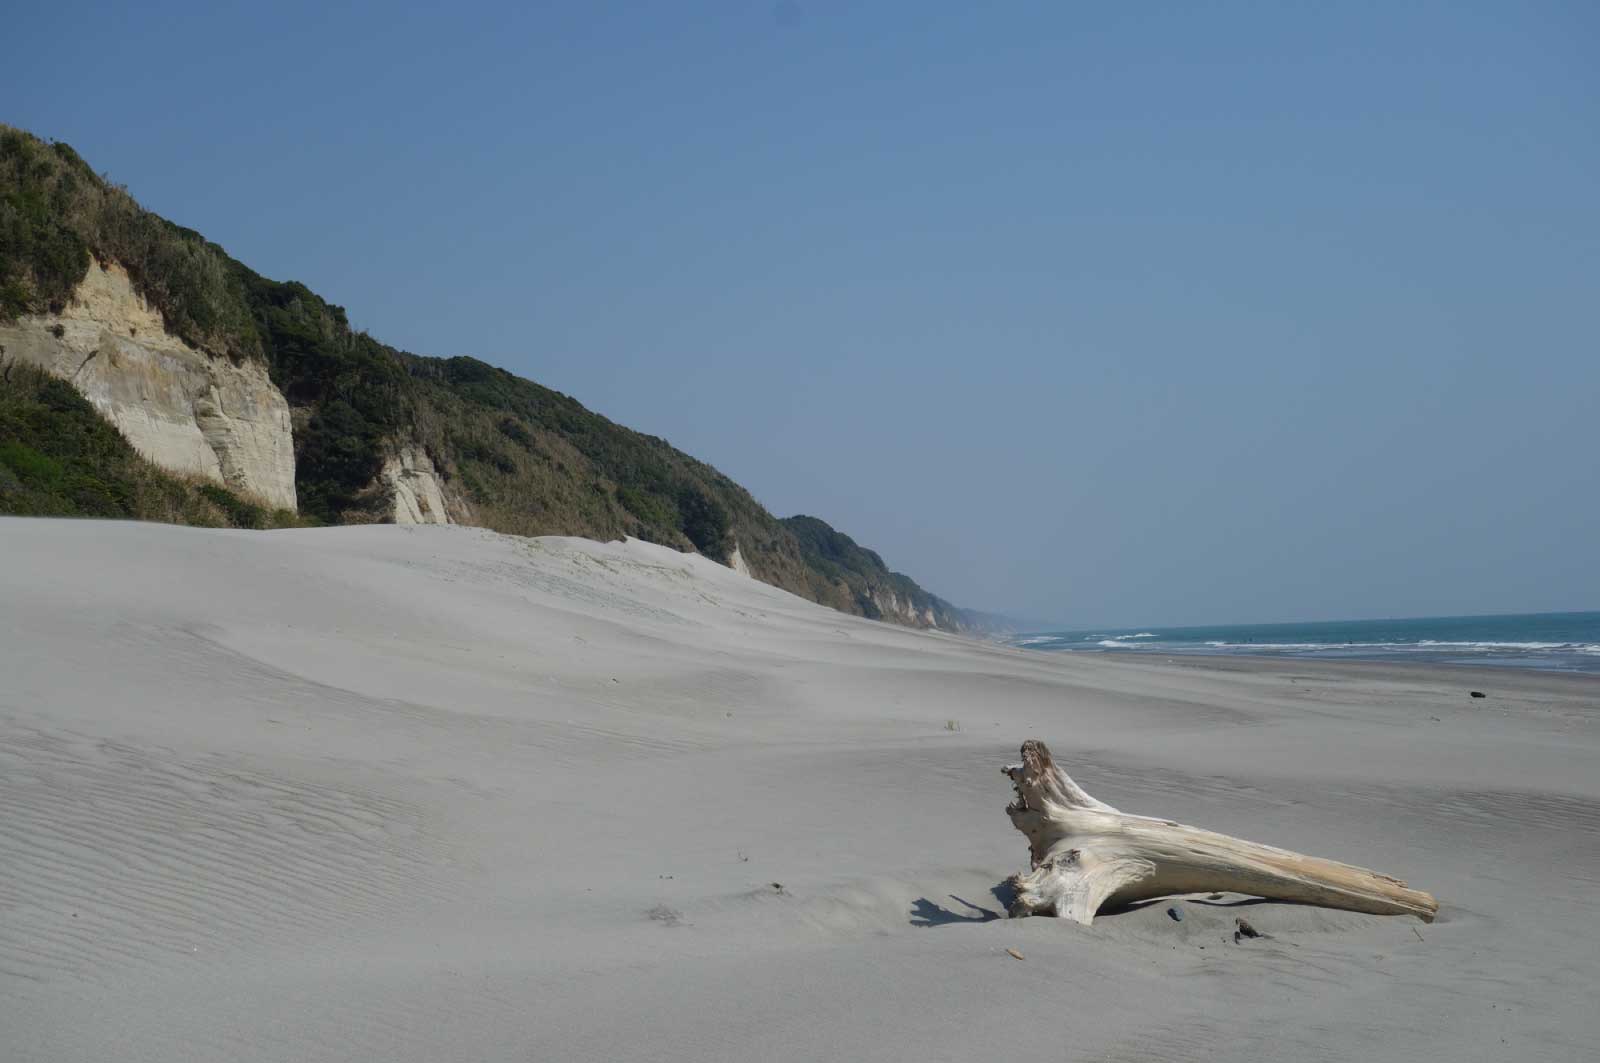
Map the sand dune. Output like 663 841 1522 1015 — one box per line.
2 519 1596 1061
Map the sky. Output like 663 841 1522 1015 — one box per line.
7 1 1598 626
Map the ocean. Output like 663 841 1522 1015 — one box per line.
1010 611 1600 674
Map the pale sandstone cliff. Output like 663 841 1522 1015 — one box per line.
381 445 456 525
0 262 297 510
870 588 940 629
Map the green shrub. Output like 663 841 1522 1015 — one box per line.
197 483 268 529
0 440 63 483
617 485 677 530
677 484 730 561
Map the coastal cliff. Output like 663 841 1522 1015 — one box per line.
0 124 990 632
782 514 971 630
0 261 296 509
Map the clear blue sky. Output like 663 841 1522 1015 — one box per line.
8 1 1597 625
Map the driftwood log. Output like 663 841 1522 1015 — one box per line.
1003 740 1438 925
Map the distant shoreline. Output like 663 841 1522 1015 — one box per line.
1009 610 1600 674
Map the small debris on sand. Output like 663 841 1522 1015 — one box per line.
646 905 685 927
1234 917 1267 942
1470 691 1486 698
1166 906 1183 922
1005 948 1025 961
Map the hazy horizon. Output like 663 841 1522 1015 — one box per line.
8 2 1597 626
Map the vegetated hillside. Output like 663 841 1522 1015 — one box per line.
781 515 968 628
0 124 986 630
398 354 818 590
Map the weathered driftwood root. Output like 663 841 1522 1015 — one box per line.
1003 740 1438 925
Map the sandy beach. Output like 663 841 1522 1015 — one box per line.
2 518 1595 1062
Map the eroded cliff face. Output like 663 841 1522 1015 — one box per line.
0 262 297 510
871 589 940 629
381 445 456 525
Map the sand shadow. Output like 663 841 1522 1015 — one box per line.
909 895 1000 926
1102 895 1276 917
909 881 1018 927
911 884 1283 925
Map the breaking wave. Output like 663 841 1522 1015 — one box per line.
1009 613 1600 673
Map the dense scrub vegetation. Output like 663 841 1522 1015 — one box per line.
1 127 257 352
240 276 412 520
404 355 806 569
0 361 299 528
0 124 977 629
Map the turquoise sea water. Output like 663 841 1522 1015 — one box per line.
1010 611 1600 673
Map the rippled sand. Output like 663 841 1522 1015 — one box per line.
3 519 1595 1061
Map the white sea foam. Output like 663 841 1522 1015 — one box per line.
1202 641 1355 650
1029 624 1600 670
1416 640 1570 650
1192 639 1590 654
